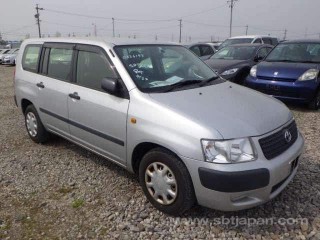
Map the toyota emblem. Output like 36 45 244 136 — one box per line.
274 72 279 76
284 130 292 143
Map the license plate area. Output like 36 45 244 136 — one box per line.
266 84 281 91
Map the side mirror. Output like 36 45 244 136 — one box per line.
101 78 119 95
255 55 264 62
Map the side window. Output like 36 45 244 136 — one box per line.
257 48 269 59
22 45 41 72
47 48 73 81
76 50 117 91
262 38 272 45
190 46 201 56
201 45 214 56
253 38 262 44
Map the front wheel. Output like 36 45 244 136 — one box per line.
139 148 196 215
308 90 320 110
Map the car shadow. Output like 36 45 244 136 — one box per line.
47 136 138 183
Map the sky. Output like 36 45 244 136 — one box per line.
1 0 320 43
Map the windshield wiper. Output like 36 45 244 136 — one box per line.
164 80 203 92
199 76 220 87
299 60 320 64
266 59 297 63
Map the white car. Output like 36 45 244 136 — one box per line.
1 48 19 65
3 51 19 65
219 35 279 50
0 49 11 64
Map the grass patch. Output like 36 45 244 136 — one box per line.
58 187 73 194
72 199 85 208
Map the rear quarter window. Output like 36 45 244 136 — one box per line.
22 45 41 72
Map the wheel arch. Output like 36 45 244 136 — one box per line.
21 98 34 115
131 141 182 175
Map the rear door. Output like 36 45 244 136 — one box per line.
68 44 129 165
37 43 74 137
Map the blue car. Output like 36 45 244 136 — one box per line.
245 40 320 110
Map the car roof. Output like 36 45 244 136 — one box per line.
224 43 273 47
229 35 275 39
22 37 180 48
279 39 320 44
188 42 220 47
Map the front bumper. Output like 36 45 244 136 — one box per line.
181 122 304 211
245 75 319 104
3 58 14 65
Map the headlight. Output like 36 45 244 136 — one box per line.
201 138 256 164
250 65 257 78
221 68 238 76
298 69 319 81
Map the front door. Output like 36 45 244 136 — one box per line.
68 45 129 165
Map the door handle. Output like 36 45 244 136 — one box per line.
69 92 80 100
36 82 45 88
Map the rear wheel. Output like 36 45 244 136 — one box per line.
24 105 49 143
308 90 320 110
139 148 196 215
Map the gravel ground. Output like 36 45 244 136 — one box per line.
0 65 319 240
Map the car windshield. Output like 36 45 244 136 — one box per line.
219 38 253 49
211 46 256 60
266 43 320 63
114 45 219 92
7 49 18 54
1 49 10 54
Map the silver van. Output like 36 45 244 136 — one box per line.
15 38 304 215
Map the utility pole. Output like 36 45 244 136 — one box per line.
283 29 287 40
155 35 158 41
112 18 115 38
228 0 238 37
245 25 248 35
92 23 97 37
179 19 182 43
35 4 44 38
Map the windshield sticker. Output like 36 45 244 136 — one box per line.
149 76 183 87
123 54 144 60
133 69 144 75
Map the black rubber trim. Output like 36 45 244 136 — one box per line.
198 167 270 193
39 108 124 146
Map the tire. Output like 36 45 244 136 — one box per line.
24 105 49 143
308 90 320 110
139 148 196 215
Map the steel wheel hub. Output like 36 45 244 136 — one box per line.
145 162 178 205
26 112 38 137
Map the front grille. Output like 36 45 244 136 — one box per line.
257 75 296 82
259 121 298 160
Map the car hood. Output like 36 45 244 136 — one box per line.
4 54 17 58
205 59 249 73
149 81 292 139
257 61 319 81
